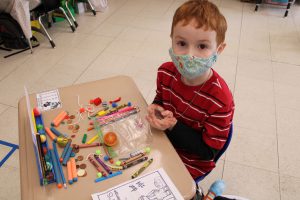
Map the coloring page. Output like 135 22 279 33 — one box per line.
91 168 183 200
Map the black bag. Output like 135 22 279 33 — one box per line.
0 13 29 49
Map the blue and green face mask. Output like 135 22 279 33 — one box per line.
169 48 217 80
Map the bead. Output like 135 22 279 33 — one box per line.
97 172 102 178
95 149 101 155
79 107 85 113
115 161 121 166
40 135 47 143
104 155 110 161
145 147 151 153
111 102 118 108
37 124 44 131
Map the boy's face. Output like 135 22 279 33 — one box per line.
171 19 225 58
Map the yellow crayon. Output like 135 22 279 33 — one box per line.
86 134 99 144
131 158 153 179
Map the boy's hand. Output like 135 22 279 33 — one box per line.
146 104 177 131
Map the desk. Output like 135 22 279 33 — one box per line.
18 76 196 200
0 0 41 40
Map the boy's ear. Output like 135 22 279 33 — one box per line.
217 42 226 55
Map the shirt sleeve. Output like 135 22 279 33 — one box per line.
152 67 163 106
166 121 219 160
203 101 234 150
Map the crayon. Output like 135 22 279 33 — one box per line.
123 156 148 170
67 161 73 184
94 154 112 174
45 127 57 141
131 158 153 179
82 134 87 144
88 156 107 177
95 171 122 183
86 134 99 144
73 143 101 149
53 141 67 188
70 158 78 182
60 140 71 162
121 152 145 166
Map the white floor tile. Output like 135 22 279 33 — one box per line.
223 161 280 200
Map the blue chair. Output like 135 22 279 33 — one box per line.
195 124 233 183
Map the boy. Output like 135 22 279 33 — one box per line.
147 0 234 180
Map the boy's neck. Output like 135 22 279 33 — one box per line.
182 69 212 86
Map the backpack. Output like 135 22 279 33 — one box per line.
0 13 29 49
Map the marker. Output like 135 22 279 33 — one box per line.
95 171 122 183
123 156 148 169
53 141 67 188
50 127 64 137
67 161 73 184
51 111 68 127
131 158 153 179
49 149 63 188
60 140 71 162
45 127 57 141
70 158 78 182
62 146 73 166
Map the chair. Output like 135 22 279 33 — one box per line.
195 124 233 183
31 0 76 48
254 0 294 17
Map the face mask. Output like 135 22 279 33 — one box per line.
169 48 217 80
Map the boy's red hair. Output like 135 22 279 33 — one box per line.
171 0 227 45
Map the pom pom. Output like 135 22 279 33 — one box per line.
93 97 102 106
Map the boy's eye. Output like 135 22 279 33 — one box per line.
177 41 186 47
198 44 207 49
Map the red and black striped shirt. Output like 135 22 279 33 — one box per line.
153 62 235 179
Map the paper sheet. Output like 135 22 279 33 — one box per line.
36 89 62 112
91 168 184 200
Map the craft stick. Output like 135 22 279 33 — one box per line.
95 171 122 183
86 135 99 144
32 110 37 133
67 161 73 184
60 140 71 162
51 111 68 127
70 158 78 182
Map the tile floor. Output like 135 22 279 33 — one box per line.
1 0 300 199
